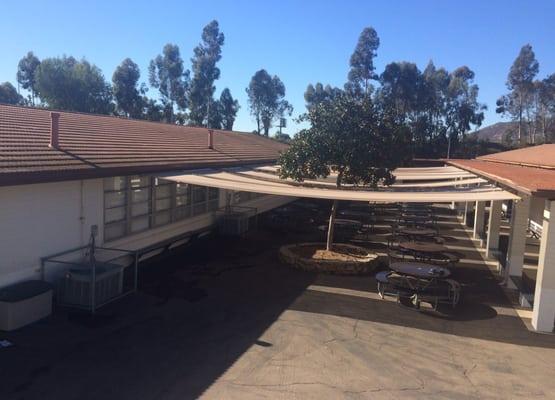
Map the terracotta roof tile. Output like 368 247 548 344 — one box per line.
478 144 555 169
448 158 555 198
0 104 288 186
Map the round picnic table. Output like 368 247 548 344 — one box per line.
339 209 371 220
323 218 362 229
390 261 450 278
399 228 436 237
401 209 433 217
399 241 448 254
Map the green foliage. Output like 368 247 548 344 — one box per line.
346 27 380 96
246 69 293 135
188 20 225 126
35 56 113 114
149 44 189 122
496 44 540 145
112 58 145 118
16 51 40 105
0 82 24 105
304 83 342 109
375 60 485 158
272 132 291 143
218 88 240 130
279 94 409 187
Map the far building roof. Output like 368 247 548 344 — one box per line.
0 104 288 186
448 144 555 198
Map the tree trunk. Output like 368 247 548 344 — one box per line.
326 200 338 251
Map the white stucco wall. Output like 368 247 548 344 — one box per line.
0 179 294 287
0 179 104 286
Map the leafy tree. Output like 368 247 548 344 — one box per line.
188 20 225 126
246 69 293 135
496 44 539 145
272 132 291 143
279 94 409 250
143 98 164 122
34 56 113 114
149 44 189 123
533 74 555 143
218 88 239 130
112 58 145 118
378 62 421 120
206 99 223 129
346 27 380 96
0 82 24 104
444 66 486 156
304 83 342 109
16 51 41 105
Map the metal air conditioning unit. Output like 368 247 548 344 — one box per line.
59 263 123 307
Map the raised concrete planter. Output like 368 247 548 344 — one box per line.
0 280 52 331
279 242 379 275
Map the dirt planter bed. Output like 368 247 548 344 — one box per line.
279 242 380 275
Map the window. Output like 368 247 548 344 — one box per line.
103 176 220 241
104 177 128 241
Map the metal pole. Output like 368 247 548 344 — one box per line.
90 229 96 314
133 251 139 292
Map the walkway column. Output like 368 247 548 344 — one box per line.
506 196 530 280
463 202 469 225
474 201 486 239
532 200 555 332
486 200 502 258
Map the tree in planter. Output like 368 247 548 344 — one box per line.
278 94 410 251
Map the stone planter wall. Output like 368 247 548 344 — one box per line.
279 242 380 275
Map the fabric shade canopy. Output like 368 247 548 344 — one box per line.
159 165 519 203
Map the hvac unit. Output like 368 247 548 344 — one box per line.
59 263 124 307
218 212 251 236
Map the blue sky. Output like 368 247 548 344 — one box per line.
1 0 554 134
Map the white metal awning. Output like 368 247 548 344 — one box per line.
159 165 519 203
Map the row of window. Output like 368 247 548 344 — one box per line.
104 176 220 241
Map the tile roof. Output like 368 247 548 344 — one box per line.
448 158 555 198
0 104 288 186
477 144 555 169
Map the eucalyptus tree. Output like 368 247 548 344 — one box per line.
496 44 539 145
188 20 225 126
16 51 41 105
444 66 486 157
279 94 409 250
246 69 292 135
536 74 555 142
346 27 380 97
149 43 189 123
304 83 342 109
218 88 239 130
34 56 113 114
112 58 145 118
0 82 24 105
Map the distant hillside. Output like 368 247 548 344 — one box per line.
471 121 518 143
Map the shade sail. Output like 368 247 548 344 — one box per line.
159 165 519 203
254 165 475 181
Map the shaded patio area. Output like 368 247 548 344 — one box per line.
1 203 555 399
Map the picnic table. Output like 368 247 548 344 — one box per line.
398 227 437 239
399 241 448 254
338 209 372 223
390 261 450 279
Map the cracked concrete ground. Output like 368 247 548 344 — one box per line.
1 205 554 399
